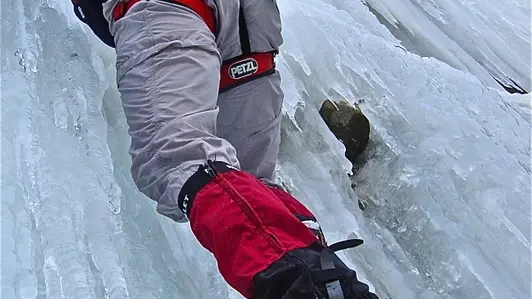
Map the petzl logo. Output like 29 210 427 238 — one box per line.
180 195 190 214
229 58 259 80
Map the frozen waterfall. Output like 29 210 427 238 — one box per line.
1 0 530 298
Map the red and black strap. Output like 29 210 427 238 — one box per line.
218 6 276 92
219 51 276 92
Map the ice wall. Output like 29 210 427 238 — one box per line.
2 1 229 298
1 0 530 298
360 0 531 93
276 0 531 297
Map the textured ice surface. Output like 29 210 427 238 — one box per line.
1 0 530 298
361 0 531 93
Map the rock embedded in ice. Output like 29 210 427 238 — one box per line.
319 99 371 165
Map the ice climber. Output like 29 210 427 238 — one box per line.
71 0 380 298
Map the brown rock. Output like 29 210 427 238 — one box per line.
319 99 370 164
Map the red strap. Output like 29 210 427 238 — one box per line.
112 0 140 21
220 52 276 92
112 0 216 33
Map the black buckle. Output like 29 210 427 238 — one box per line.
312 239 365 299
